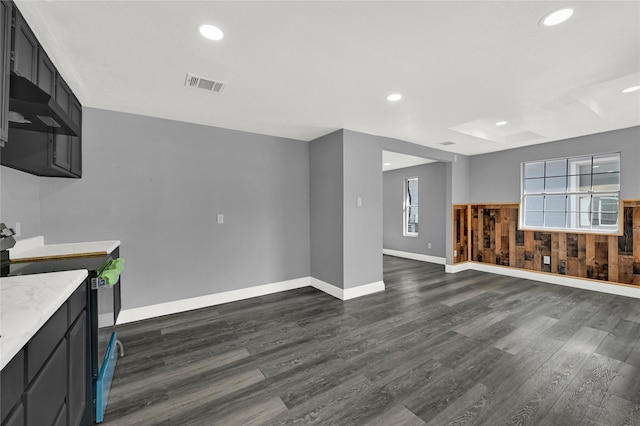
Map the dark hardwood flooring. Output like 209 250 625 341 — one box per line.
104 256 640 425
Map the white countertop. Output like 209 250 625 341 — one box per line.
9 236 120 260
0 270 88 370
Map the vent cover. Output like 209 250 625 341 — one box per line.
185 73 227 93
439 141 456 146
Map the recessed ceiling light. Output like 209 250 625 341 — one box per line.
387 94 402 102
622 85 640 94
199 24 224 41
495 121 508 126
384 162 391 166
540 8 574 27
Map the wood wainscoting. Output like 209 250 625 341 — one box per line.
452 201 640 287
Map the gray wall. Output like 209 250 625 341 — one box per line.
342 130 383 288
39 108 310 309
309 130 344 287
383 162 446 258
469 126 640 203
0 166 41 238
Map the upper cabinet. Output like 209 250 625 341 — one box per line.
10 8 37 82
1 1 82 178
0 1 10 145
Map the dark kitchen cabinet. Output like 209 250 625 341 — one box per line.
1 2 82 178
10 8 37 83
0 1 10 145
0 280 91 426
37 50 55 96
67 311 86 426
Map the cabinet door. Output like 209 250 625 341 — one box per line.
0 1 11 145
53 77 72 171
67 311 86 426
70 97 82 176
1 350 24 425
3 403 24 426
24 340 67 426
37 50 56 96
11 10 38 82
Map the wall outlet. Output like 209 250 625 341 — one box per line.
454 250 457 256
217 214 224 224
428 243 432 249
357 197 362 207
15 222 21 237
543 255 551 265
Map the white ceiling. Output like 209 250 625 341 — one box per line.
15 1 640 156
382 151 436 172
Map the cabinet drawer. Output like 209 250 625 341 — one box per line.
1 350 24 424
67 282 87 327
26 303 67 383
24 339 67 426
2 402 24 426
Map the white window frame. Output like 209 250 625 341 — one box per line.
404 177 419 237
520 152 621 235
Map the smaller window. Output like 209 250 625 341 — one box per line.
404 177 418 236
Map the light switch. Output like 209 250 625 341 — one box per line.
15 222 21 237
428 243 432 249
454 250 457 256
217 214 224 224
357 197 362 207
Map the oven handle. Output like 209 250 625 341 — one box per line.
92 258 125 289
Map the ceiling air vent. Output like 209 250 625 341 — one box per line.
439 141 456 146
185 73 227 94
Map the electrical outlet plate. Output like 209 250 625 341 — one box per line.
543 255 551 265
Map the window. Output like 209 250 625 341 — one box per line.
521 153 621 233
404 177 418 236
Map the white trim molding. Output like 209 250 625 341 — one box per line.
117 277 310 324
118 276 387 324
383 249 446 265
310 277 385 300
445 262 640 299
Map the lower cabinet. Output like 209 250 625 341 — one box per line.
0 281 89 426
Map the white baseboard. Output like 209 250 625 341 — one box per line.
118 275 388 324
310 277 385 300
446 262 640 299
310 277 344 299
383 249 446 265
117 277 310 324
344 281 385 300
445 263 471 273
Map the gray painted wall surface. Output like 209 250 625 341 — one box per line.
39 108 310 309
383 162 446 258
0 166 41 238
469 126 640 203
309 130 344 287
342 131 383 288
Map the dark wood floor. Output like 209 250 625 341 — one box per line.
104 255 640 425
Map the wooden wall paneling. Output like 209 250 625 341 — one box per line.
633 204 640 284
509 208 517 267
467 204 472 262
558 233 567 275
577 234 587 278
608 235 619 282
524 231 534 270
463 202 639 287
586 234 596 279
594 235 608 281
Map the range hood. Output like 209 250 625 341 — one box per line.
8 73 80 136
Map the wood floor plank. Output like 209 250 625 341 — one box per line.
103 255 640 425
493 315 558 355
